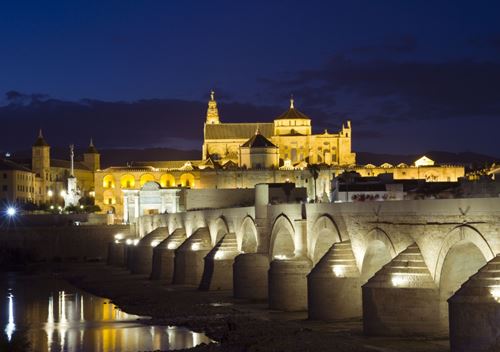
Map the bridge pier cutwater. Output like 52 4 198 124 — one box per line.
109 193 500 352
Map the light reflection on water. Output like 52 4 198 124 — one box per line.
1 275 212 352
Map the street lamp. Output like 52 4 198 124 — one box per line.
47 190 53 198
6 207 16 217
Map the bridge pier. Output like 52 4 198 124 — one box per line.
362 243 441 336
233 253 270 299
151 228 186 281
308 241 362 320
107 241 127 266
130 227 169 275
449 255 500 352
173 227 211 285
268 258 312 311
200 233 240 290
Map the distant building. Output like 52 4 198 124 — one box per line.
93 92 465 222
0 158 36 204
202 92 356 166
1 131 98 205
4 92 466 217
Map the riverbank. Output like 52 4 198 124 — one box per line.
57 262 450 352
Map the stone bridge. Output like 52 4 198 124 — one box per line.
109 185 500 352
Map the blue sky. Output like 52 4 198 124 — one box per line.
0 0 499 156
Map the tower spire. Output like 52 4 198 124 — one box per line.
69 144 74 177
290 94 294 109
206 90 220 124
38 128 43 138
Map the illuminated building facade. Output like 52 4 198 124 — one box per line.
202 92 356 166
0 131 97 205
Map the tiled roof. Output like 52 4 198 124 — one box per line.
276 107 310 120
0 159 33 172
241 132 277 148
33 136 49 147
50 159 91 171
205 123 273 140
133 160 203 169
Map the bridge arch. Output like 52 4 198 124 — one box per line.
210 216 230 245
360 227 397 283
238 215 258 253
270 214 295 259
310 214 342 264
434 224 494 284
434 224 494 330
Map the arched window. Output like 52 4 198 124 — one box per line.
180 173 195 188
160 174 176 188
120 174 135 189
102 175 115 189
139 173 155 187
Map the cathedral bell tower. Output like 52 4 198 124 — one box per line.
206 90 220 124
32 129 51 203
83 138 101 171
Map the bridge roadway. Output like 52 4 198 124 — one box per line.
108 185 500 352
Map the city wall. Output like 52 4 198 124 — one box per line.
0 224 129 263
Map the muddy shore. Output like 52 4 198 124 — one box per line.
60 262 449 352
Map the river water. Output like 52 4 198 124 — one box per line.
0 273 212 352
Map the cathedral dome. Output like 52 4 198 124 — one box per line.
275 97 310 120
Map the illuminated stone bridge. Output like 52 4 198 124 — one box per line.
110 185 500 352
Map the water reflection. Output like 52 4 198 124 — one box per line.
1 275 212 351
5 291 15 341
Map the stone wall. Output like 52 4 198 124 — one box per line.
0 224 129 263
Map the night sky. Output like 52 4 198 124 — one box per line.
1 0 499 157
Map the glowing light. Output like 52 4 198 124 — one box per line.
5 292 15 341
391 274 408 287
79 205 84 209
114 240 120 244
80 294 84 322
191 242 201 251
490 287 500 302
214 251 224 260
47 190 54 197
60 190 66 197
46 294 54 347
274 254 289 260
114 233 124 240
150 240 160 247
167 242 177 250
50 205 54 210
6 207 16 217
126 239 133 245
332 265 345 278
133 239 140 246
59 291 68 350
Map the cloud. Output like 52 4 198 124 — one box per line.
0 92 285 151
263 55 500 124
